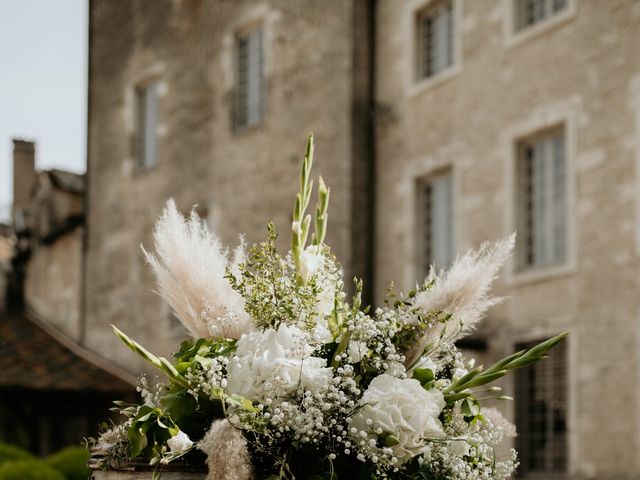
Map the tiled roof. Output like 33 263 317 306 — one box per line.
0 310 134 392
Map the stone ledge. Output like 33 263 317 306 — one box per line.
91 472 206 480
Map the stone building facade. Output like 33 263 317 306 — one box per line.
83 0 640 478
375 1 640 479
85 0 375 371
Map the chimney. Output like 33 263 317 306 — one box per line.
12 139 37 214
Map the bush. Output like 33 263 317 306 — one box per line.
45 446 90 480
0 460 65 480
0 443 33 465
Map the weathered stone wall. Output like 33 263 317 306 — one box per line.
86 0 369 371
375 1 640 478
24 228 83 340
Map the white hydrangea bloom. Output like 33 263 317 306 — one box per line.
350 374 445 464
225 324 332 403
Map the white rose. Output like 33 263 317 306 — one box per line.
167 431 193 454
299 245 325 282
349 374 445 464
226 324 332 403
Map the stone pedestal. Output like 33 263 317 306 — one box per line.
91 473 206 480
89 450 208 480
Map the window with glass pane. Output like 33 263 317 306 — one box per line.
416 1 454 81
235 27 264 130
515 0 567 31
515 338 568 475
135 82 159 169
516 128 566 270
417 171 454 277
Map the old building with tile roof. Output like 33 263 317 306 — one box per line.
1 139 135 454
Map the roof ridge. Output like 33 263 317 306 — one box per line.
23 307 137 387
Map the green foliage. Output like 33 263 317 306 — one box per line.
112 325 189 388
291 135 315 270
380 279 456 361
290 135 332 272
226 223 321 330
445 331 569 400
45 446 90 480
173 337 236 367
311 176 330 247
126 405 179 458
112 335 228 450
0 443 33 466
0 460 65 480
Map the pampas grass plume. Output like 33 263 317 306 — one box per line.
406 235 515 366
198 419 253 480
142 199 253 339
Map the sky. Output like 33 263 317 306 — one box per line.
0 0 87 218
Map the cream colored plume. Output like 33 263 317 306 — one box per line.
406 234 515 367
198 419 253 480
142 199 253 339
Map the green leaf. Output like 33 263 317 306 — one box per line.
413 368 435 385
461 398 480 418
226 394 258 413
156 417 169 429
112 325 189 388
128 428 148 458
463 370 508 390
384 434 400 447
444 392 472 405
161 392 198 422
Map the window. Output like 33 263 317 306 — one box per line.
516 128 566 270
515 338 568 475
135 81 159 169
514 0 567 31
416 0 454 81
417 171 454 276
235 26 264 130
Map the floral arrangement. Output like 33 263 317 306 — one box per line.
90 136 566 480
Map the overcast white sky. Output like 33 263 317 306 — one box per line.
0 0 87 216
